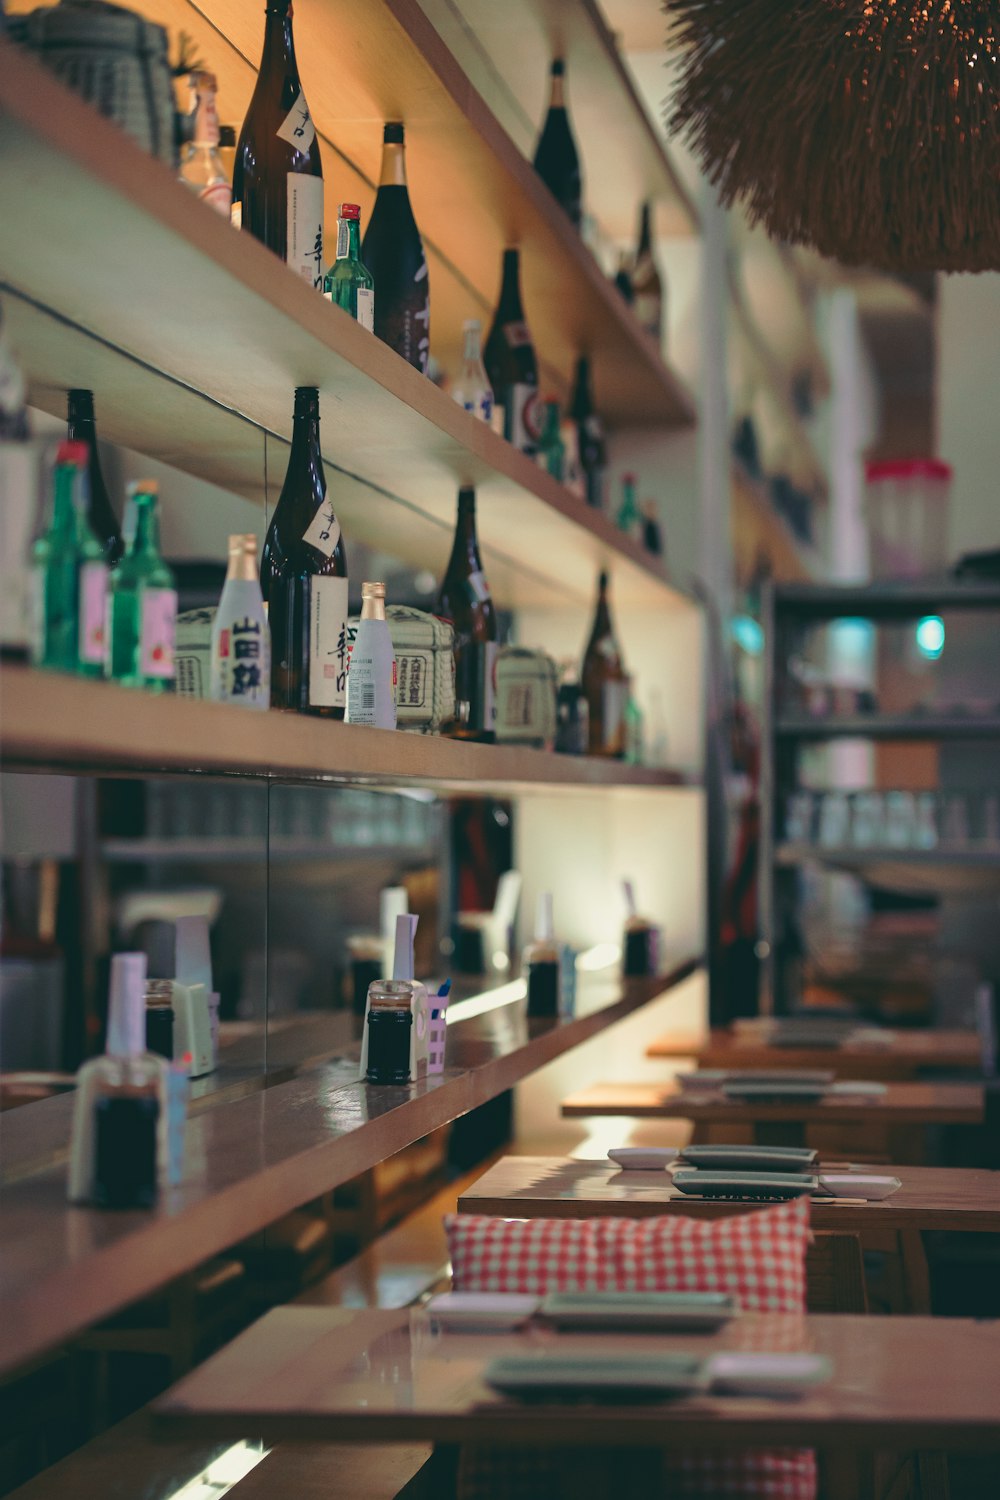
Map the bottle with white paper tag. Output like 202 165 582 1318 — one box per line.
436 486 497 742
211 534 271 709
346 581 396 729
106 482 176 692
260 387 349 716
323 203 375 331
232 0 325 288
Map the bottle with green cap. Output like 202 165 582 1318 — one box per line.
105 482 177 691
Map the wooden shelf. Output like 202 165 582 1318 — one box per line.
731 463 820 583
0 43 693 613
776 843 1000 896
413 0 697 240
775 713 1000 743
0 668 698 790
0 961 699 1377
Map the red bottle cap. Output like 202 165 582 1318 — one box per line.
56 440 88 467
339 203 361 220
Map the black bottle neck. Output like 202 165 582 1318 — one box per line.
548 61 566 110
261 0 299 86
591 572 613 638
67 389 96 439
288 390 324 478
498 251 524 322
637 201 652 256
449 489 482 570
571 358 593 419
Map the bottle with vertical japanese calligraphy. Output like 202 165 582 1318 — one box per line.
232 0 325 289
484 249 540 455
362 124 430 372
211 534 271 709
261 387 349 717
436 486 497 742
105 482 177 692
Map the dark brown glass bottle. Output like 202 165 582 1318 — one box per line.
260 388 349 716
632 201 664 342
232 0 325 289
483 249 541 456
66 390 122 564
581 570 627 758
532 59 582 228
570 356 607 511
436 486 497 741
361 124 429 372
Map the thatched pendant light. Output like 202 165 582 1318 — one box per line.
667 1 1000 272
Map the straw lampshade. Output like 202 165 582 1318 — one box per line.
667 1 1000 272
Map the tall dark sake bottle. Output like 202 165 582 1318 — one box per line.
67 390 122 564
260 388 349 717
232 0 325 289
532 59 582 227
581 570 627 758
483 249 540 456
436 486 497 742
570 356 607 511
362 124 430 372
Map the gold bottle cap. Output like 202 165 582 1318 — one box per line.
228 533 258 553
362 581 386 597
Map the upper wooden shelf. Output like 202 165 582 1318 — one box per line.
0 961 699 1377
412 0 698 241
0 43 692 613
0 667 698 791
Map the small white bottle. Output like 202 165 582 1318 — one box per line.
452 319 494 424
346 580 397 729
210 533 270 709
68 953 169 1207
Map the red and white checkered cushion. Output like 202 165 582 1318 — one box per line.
445 1197 815 1500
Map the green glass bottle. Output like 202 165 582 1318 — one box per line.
106 482 177 692
30 440 108 676
323 202 374 331
537 400 565 482
616 473 641 539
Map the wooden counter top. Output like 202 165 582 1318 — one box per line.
645 1025 983 1081
560 1080 985 1126
458 1156 1000 1233
154 1305 1000 1451
0 962 697 1379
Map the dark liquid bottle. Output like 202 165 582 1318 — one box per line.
232 0 325 289
362 123 430 373
581 570 627 758
260 387 349 716
632 200 664 343
532 59 582 228
67 390 122 564
570 356 607 511
484 249 541 455
436 486 497 742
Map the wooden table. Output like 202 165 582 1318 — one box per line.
560 1080 985 1160
459 1156 1000 1313
645 1024 983 1082
154 1304 1000 1453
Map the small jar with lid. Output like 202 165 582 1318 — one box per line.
365 980 414 1085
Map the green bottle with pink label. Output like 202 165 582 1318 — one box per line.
105 481 177 691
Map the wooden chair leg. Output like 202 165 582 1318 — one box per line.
899 1231 932 1315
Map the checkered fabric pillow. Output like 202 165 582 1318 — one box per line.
445 1197 815 1500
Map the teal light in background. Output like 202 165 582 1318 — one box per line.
916 615 945 659
731 614 764 656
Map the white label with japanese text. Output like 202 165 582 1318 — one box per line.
308 575 348 709
276 89 316 151
286 174 325 288
302 495 342 557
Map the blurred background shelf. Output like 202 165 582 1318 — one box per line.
776 843 1000 897
775 714 1000 742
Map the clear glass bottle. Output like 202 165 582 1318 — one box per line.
31 441 107 677
68 952 168 1208
105 482 177 691
524 892 561 1019
346 581 397 730
179 70 232 216
537 399 565 481
324 202 375 330
452 319 493 424
211 533 270 708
